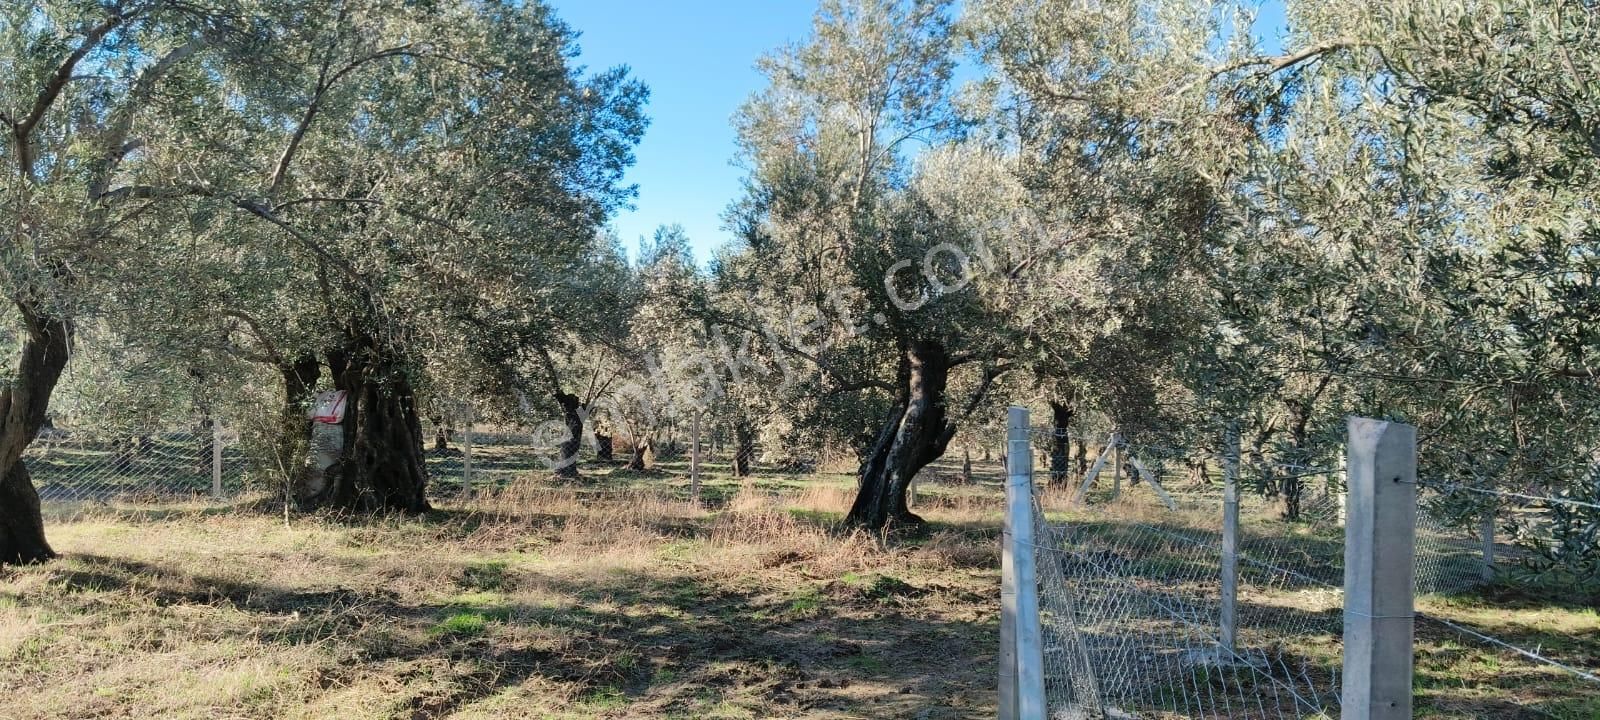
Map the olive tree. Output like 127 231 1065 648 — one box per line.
0 0 256 563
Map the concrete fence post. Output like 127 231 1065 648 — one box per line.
211 418 224 499
1000 429 1018 719
1341 417 1417 720
1001 407 1047 719
1220 423 1240 656
1072 433 1117 506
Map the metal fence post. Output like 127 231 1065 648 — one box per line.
211 418 224 499
1003 406 1047 719
1341 417 1417 720
690 411 702 505
1111 437 1122 500
462 405 475 490
1480 510 1495 583
1220 423 1240 656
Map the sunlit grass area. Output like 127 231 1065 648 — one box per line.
1 461 1003 720
3 457 1595 718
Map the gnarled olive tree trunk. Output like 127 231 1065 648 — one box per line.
845 340 955 530
626 435 655 471
553 391 584 478
1048 400 1074 484
0 302 72 565
430 416 452 453
731 419 755 477
274 354 320 490
1278 401 1313 521
299 338 430 513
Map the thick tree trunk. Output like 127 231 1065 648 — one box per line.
594 433 613 462
0 462 51 565
1279 407 1310 521
300 339 430 513
846 340 955 530
276 355 320 491
1278 473 1304 521
732 420 754 477
430 415 451 453
0 303 72 565
111 435 141 471
553 391 584 478
626 435 654 472
1048 400 1074 484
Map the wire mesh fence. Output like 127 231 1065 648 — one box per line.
24 423 251 502
421 419 783 496
1411 478 1600 689
1009 415 1600 719
19 414 787 507
1028 428 1344 719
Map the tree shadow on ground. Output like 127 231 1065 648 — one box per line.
10 520 998 719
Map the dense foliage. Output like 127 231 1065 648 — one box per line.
1 0 1595 586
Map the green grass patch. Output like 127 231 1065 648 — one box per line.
577 685 628 710
431 610 491 637
786 508 842 525
460 559 510 590
786 587 822 618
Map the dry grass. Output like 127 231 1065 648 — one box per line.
10 456 1586 719
0 469 1002 719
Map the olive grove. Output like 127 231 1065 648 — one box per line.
2 0 1596 586
712 0 1600 585
1 0 644 561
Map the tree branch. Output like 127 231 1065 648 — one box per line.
11 9 128 179
271 196 383 213
219 309 285 365
87 37 206 200
694 302 895 394
1177 40 1360 96
268 43 426 194
826 378 896 396
958 363 1014 420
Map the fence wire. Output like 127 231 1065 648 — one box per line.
24 424 249 502
20 417 775 506
1029 427 1342 719
1022 427 1600 719
1412 478 1600 688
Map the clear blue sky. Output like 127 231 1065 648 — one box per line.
547 0 1291 265
546 0 819 264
